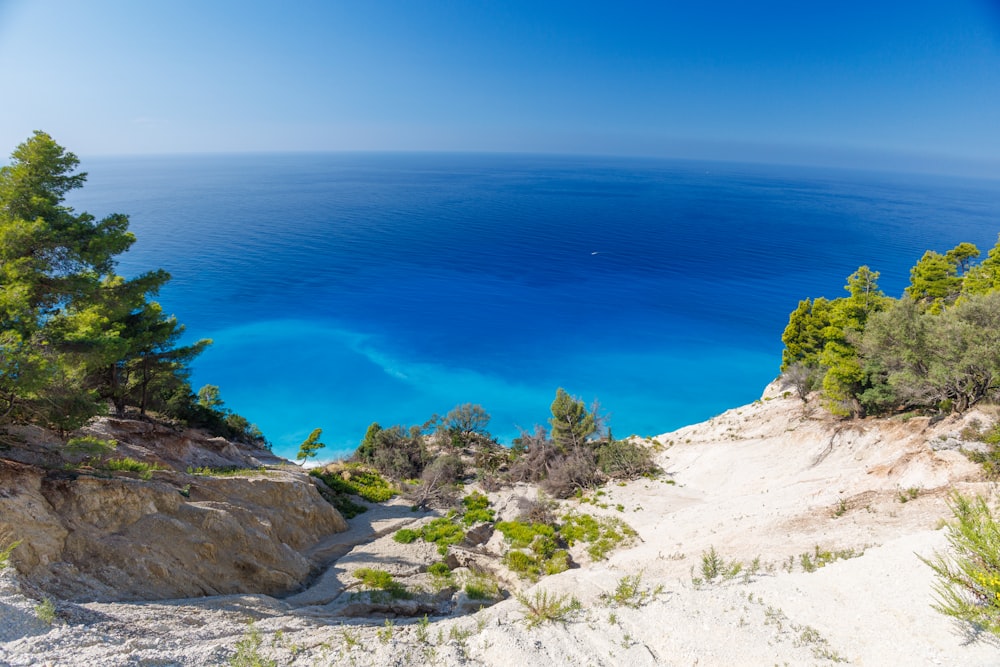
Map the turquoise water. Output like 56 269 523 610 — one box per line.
68 153 1000 459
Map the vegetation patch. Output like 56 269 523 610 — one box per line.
187 465 268 477
559 512 637 561
229 622 276 667
923 493 1000 636
464 571 502 601
392 515 465 555
310 463 397 503
516 589 581 628
798 545 864 573
104 457 164 480
601 573 664 608
496 520 555 549
0 534 21 570
352 567 410 600
460 491 495 525
65 435 117 457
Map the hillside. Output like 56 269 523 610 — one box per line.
1 387 998 665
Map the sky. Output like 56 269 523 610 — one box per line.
1 0 1000 175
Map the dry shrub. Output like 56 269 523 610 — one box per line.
542 449 602 498
405 454 463 510
597 439 657 480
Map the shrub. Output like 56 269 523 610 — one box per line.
393 528 419 544
0 538 21 570
310 464 397 503
922 493 1000 636
464 572 501 601
516 589 581 628
405 454 463 510
353 567 410 600
596 439 657 480
356 425 427 480
34 597 56 625
65 435 117 457
427 561 451 577
505 550 543 580
496 521 555 549
105 457 163 480
461 492 495 525
421 516 466 554
560 513 637 561
542 449 602 498
229 622 276 667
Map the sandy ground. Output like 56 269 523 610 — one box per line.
2 388 999 666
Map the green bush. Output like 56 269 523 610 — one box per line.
504 550 543 580
922 493 1000 636
461 491 495 525
105 457 163 480
66 435 117 457
464 572 500 601
496 521 555 549
516 589 581 628
421 516 466 554
353 567 410 599
393 528 419 544
427 561 451 577
310 464 397 503
560 512 637 561
0 539 21 570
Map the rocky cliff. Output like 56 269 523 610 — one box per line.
0 419 347 602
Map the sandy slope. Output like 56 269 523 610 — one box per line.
2 387 999 666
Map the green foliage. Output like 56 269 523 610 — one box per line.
393 528 419 544
353 567 410 599
461 491 495 525
504 550 544 580
310 464 397 503
65 435 117 457
377 618 395 643
186 465 268 477
104 457 164 480
601 573 662 608
442 403 491 441
922 493 1000 636
700 546 725 580
496 521 555 549
427 561 451 578
392 515 466 554
464 571 501 600
862 292 1000 414
780 297 835 371
906 250 962 311
0 132 244 439
549 388 596 451
295 427 325 463
34 597 56 625
421 516 466 554
559 512 637 561
781 242 1000 416
229 622 276 667
0 539 21 570
516 589 581 628
353 423 427 480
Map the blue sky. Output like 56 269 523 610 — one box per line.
1 0 1000 174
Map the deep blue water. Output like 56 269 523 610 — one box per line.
66 153 1000 459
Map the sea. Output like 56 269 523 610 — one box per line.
65 153 1000 461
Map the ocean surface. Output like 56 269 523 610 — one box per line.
66 153 1000 460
